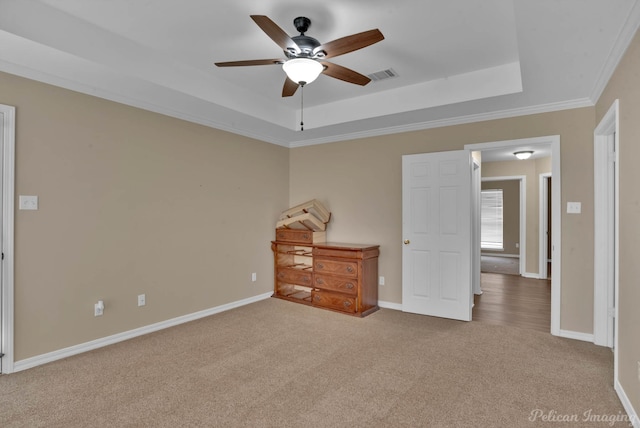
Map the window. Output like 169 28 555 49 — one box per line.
481 189 503 250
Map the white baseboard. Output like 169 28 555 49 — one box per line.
481 253 520 258
12 292 273 373
378 300 403 311
558 329 594 343
615 379 640 428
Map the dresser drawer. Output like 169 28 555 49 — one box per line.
276 268 312 286
275 229 326 244
314 259 358 278
314 274 357 295
312 290 357 314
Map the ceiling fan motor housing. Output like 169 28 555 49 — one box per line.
289 35 322 57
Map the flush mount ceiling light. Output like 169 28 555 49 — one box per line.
514 150 534 160
282 58 324 85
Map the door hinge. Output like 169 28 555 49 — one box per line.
0 353 4 359
1 252 4 260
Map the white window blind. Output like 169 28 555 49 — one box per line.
481 189 503 250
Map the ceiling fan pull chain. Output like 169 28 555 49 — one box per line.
300 83 304 131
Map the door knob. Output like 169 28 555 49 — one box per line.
404 239 410 245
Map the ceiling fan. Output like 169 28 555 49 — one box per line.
215 15 384 97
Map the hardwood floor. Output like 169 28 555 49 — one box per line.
473 272 551 333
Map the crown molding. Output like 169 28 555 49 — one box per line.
288 98 594 148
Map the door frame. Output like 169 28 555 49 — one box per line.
465 135 561 336
539 173 552 280
480 175 526 276
471 159 481 295
0 104 16 374
593 99 618 353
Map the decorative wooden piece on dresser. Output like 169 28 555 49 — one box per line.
271 241 380 317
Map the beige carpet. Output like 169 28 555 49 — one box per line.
0 298 627 427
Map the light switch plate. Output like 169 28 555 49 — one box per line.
19 195 38 210
567 202 581 214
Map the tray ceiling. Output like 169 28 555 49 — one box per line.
0 0 639 146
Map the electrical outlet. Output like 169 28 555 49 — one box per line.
251 272 257 282
379 276 385 286
94 300 104 317
138 294 146 307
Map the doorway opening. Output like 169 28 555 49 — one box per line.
465 136 560 336
480 176 525 277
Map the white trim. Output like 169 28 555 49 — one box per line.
593 100 619 352
471 159 482 295
378 300 403 311
466 135 561 336
481 253 519 258
522 272 541 279
539 173 552 280
0 104 15 374
12 292 273 373
549 137 561 337
290 99 592 148
558 329 594 343
481 175 526 276
615 379 640 428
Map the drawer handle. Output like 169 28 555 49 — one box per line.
317 263 324 269
346 266 354 273
316 278 324 285
302 233 309 239
302 276 310 283
277 272 285 279
343 301 352 308
346 283 354 289
314 295 321 302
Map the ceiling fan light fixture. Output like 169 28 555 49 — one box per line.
282 58 323 85
514 150 534 160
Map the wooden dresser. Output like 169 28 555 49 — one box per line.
271 240 379 317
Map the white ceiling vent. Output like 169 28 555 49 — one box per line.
367 68 399 82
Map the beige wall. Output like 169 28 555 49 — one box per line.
481 180 520 257
1 72 290 360
596 28 640 414
290 108 595 334
481 157 552 274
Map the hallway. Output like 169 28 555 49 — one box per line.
473 272 551 333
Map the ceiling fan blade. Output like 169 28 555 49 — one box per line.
251 15 301 54
321 62 371 86
316 29 384 59
282 77 299 97
215 59 283 67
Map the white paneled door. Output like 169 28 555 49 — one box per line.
402 150 472 321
